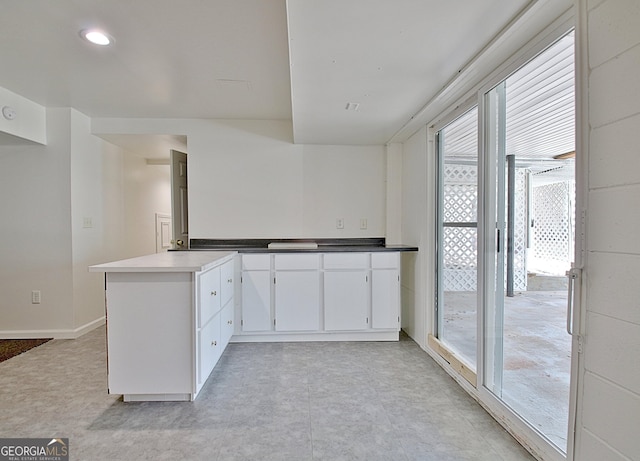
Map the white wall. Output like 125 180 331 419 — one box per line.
0 107 129 338
70 109 127 331
122 155 171 257
575 0 640 459
400 126 430 348
0 108 74 334
189 120 386 239
93 118 388 240
385 143 403 244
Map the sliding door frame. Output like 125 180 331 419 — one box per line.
426 11 579 461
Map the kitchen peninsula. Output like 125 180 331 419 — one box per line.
90 239 417 401
90 251 236 402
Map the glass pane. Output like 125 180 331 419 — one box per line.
437 107 478 369
483 31 574 452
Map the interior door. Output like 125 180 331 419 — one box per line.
170 150 188 249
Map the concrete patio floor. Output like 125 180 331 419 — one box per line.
440 289 572 451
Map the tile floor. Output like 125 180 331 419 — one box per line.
0 326 535 461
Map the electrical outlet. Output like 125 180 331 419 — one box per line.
83 217 93 228
336 218 344 229
31 290 41 304
360 218 368 230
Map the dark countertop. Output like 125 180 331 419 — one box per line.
187 238 418 253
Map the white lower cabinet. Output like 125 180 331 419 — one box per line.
324 270 369 331
95 252 236 402
275 270 320 331
198 313 221 386
199 266 221 327
221 301 235 347
241 254 272 332
237 251 401 341
241 270 272 331
372 269 400 329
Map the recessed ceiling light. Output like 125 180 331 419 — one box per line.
345 102 360 111
80 29 113 46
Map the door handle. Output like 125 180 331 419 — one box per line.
566 267 581 335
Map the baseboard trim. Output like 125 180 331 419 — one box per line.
0 316 105 340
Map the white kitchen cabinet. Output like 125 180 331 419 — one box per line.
371 252 400 330
275 269 320 331
199 266 221 327
324 270 369 331
89 251 236 402
220 301 235 347
220 258 234 307
372 269 400 329
235 251 402 342
241 254 272 332
198 313 222 386
323 252 369 269
274 254 320 332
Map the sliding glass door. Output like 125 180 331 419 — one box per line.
435 30 576 456
436 107 478 370
482 32 575 452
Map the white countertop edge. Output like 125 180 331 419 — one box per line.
89 251 237 273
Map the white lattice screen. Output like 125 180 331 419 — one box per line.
442 164 528 292
512 169 528 291
531 181 575 273
442 164 477 292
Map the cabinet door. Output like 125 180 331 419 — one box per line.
324 271 368 331
220 259 234 307
221 302 234 348
372 269 400 329
241 270 272 331
199 314 221 385
275 271 320 331
199 266 221 327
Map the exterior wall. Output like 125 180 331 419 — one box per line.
575 0 640 459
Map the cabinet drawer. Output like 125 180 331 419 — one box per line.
199 267 221 326
274 254 319 270
323 253 369 269
199 315 221 385
242 254 271 271
220 259 234 307
371 252 400 269
221 302 234 347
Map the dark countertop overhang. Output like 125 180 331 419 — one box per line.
187 238 418 253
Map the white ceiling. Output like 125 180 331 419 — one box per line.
0 0 566 152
